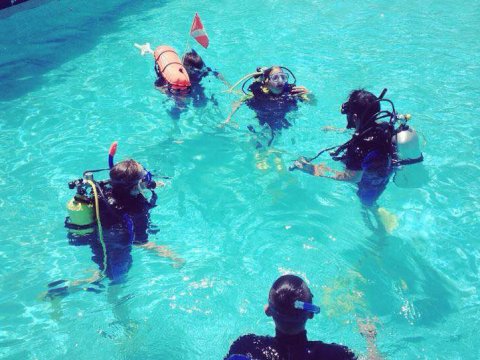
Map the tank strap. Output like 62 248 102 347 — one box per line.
154 50 184 73
154 49 177 61
161 61 185 74
394 153 424 166
65 217 95 230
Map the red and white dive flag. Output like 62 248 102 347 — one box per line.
190 13 209 49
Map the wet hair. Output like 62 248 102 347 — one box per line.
110 159 144 189
268 275 313 316
183 50 205 70
346 89 380 125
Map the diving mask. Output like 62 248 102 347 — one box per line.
111 169 156 196
136 170 156 195
341 101 357 129
269 72 289 84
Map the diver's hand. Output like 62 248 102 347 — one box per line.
322 126 347 133
290 158 327 176
291 86 309 96
358 318 378 340
289 157 310 171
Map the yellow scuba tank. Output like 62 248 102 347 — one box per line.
66 173 98 236
392 125 429 188
66 196 95 235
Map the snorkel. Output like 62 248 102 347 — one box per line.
294 300 321 314
268 300 320 322
107 141 157 195
108 141 118 169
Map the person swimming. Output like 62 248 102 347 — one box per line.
225 66 310 146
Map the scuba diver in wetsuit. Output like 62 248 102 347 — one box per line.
135 43 228 119
224 274 361 360
46 142 183 297
181 48 229 108
224 66 310 147
290 89 424 232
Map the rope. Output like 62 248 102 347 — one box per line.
86 180 107 276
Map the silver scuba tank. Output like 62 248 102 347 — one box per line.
392 126 429 188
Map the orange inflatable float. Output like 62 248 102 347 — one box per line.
153 45 191 91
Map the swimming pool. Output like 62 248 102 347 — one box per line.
1 0 479 358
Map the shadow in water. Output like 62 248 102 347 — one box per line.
338 232 457 326
0 0 167 101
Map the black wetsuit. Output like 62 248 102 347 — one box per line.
246 82 299 130
67 182 156 283
340 122 393 207
187 66 220 108
224 330 357 360
246 82 299 145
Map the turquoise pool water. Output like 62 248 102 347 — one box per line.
1 0 479 359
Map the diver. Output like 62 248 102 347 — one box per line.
224 66 310 147
135 43 228 118
290 89 425 232
223 274 360 360
51 142 183 294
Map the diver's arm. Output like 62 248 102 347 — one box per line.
137 241 185 268
291 157 362 182
358 318 384 360
290 85 313 102
211 70 231 88
154 84 168 94
154 78 168 94
149 190 158 207
322 126 347 133
223 99 244 124
290 85 309 95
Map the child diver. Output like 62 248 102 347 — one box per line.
290 89 425 233
135 43 228 119
49 142 183 296
224 66 310 147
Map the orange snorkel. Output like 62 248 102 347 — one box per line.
108 141 118 169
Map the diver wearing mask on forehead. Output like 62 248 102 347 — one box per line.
59 142 184 289
224 66 310 147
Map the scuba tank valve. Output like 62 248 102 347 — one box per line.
65 173 96 235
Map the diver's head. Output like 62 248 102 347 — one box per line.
341 89 380 130
110 159 146 196
183 49 205 72
265 275 319 335
264 66 289 95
